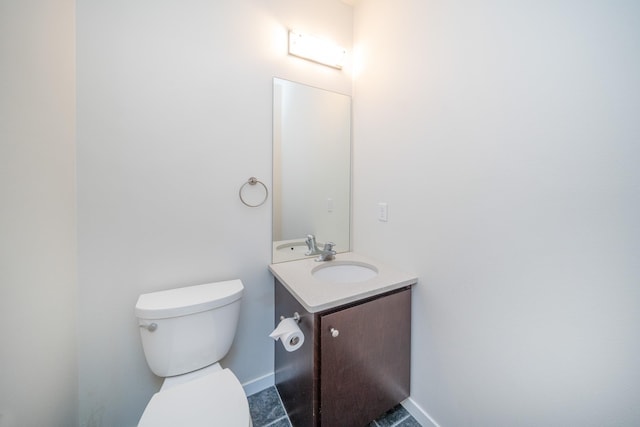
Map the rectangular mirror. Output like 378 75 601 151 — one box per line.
272 78 351 263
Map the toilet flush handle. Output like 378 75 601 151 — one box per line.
139 322 157 332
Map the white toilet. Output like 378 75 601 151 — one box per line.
135 279 252 427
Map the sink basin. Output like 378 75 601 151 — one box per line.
275 241 310 254
312 261 378 283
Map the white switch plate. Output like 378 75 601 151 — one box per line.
378 202 388 222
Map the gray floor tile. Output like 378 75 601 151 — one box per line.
247 387 286 427
397 415 423 427
266 417 292 427
248 386 421 427
374 404 411 427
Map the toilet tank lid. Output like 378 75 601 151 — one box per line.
135 279 244 319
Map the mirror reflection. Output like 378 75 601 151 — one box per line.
272 78 351 263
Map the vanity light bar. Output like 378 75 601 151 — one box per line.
288 30 346 70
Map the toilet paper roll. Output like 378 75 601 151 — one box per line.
269 317 304 352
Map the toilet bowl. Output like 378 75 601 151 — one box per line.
135 280 251 426
138 364 251 427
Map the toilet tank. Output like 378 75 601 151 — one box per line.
135 280 244 377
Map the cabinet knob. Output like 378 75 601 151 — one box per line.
330 327 339 338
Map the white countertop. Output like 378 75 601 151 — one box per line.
268 252 418 313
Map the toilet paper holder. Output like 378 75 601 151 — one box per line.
280 312 301 323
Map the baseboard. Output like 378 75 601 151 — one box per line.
242 372 275 396
402 396 440 427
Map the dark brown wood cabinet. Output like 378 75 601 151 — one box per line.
274 279 411 427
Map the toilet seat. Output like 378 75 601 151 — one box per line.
138 368 251 427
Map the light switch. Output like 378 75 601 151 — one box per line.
378 202 388 222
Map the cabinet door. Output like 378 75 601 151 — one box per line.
319 288 411 427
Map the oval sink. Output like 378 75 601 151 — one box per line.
276 240 324 255
312 261 378 283
275 241 310 254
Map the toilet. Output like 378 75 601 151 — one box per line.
135 279 252 427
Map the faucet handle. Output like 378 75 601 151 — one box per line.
315 242 337 262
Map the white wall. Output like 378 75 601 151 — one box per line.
76 0 352 425
353 1 640 426
0 1 78 426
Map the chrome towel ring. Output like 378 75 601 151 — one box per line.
239 177 268 207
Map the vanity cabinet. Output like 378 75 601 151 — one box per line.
274 279 411 427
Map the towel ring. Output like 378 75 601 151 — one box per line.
239 177 268 207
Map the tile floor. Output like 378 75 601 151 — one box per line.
248 386 422 427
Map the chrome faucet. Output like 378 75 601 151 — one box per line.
304 234 322 256
315 242 336 262
304 234 336 261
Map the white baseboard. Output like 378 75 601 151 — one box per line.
402 396 440 427
242 372 275 396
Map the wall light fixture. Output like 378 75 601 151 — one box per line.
288 30 346 70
